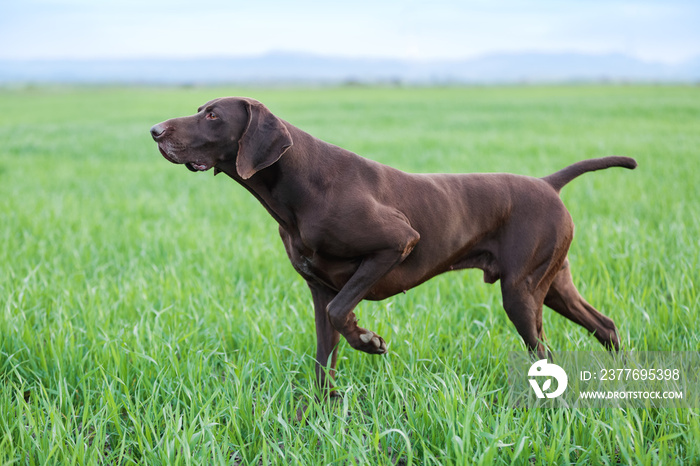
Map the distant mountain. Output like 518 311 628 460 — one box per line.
1 51 698 84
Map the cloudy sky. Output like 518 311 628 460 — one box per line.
1 0 698 64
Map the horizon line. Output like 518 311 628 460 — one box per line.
1 50 697 66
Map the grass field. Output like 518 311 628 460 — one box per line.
1 85 699 464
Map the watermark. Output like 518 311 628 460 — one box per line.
528 359 568 398
508 351 700 408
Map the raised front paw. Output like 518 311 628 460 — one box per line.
350 329 387 354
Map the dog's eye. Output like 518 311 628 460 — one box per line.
205 112 218 120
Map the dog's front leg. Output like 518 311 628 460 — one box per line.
308 282 341 397
327 225 420 355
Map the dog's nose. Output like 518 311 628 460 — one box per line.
150 123 167 140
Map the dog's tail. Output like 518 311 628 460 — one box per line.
542 156 637 193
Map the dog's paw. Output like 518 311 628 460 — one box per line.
351 330 387 354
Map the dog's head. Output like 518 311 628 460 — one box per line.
150 97 293 179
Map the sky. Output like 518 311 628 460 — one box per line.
1 0 699 64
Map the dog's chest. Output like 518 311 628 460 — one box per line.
279 228 358 291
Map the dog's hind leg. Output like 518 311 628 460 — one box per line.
544 259 620 351
501 279 550 359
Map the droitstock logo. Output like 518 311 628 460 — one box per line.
528 359 568 398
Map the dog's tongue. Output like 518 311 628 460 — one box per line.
185 162 209 172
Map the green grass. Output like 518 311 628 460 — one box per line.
1 84 699 464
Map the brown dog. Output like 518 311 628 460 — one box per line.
151 97 636 394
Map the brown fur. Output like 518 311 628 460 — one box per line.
151 97 636 395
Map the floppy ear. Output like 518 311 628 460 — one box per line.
236 100 293 180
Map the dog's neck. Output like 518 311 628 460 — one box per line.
215 161 291 229
217 125 329 233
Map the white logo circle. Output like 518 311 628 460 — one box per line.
528 359 568 398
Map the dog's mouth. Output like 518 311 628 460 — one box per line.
158 145 178 164
185 162 211 172
158 144 212 172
